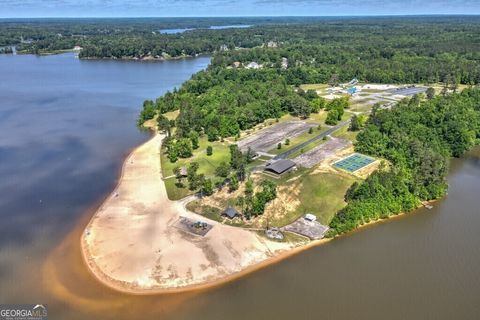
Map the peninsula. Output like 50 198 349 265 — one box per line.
76 17 480 293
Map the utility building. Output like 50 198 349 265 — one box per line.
264 159 296 175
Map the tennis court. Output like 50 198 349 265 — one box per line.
334 153 375 172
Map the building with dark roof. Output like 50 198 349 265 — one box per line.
264 159 296 175
222 207 239 219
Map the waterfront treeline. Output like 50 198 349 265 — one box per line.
329 88 480 234
1 17 479 84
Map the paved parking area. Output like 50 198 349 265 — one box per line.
293 137 351 168
390 87 427 96
282 217 329 240
238 121 316 152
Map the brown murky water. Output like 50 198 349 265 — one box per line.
1 53 480 319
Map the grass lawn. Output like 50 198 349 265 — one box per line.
332 125 359 142
161 136 231 200
164 178 192 200
299 83 331 96
262 169 357 227
164 110 179 120
294 172 358 225
186 201 246 227
300 83 329 91
161 136 231 178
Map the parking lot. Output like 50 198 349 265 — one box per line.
390 87 427 96
293 137 351 168
282 217 329 239
238 121 316 152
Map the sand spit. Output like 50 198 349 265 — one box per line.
81 133 435 295
81 134 299 294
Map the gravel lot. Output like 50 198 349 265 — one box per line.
282 217 329 240
293 137 351 168
238 121 316 152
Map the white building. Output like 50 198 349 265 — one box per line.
245 62 261 69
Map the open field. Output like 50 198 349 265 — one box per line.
164 110 179 120
293 137 351 168
331 125 359 141
237 120 316 152
256 169 358 228
163 178 192 200
292 172 358 225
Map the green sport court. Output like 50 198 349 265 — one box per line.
334 153 375 172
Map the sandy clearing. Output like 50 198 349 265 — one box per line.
81 134 298 293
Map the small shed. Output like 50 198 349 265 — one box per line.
179 166 188 177
222 207 239 219
304 213 317 222
265 159 296 175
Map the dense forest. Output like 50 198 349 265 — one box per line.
1 17 480 84
144 67 326 142
328 88 480 235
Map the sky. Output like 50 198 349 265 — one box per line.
0 0 479 18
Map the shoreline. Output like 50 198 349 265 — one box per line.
80 133 298 294
80 133 437 295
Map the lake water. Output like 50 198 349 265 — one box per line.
160 25 252 34
1 53 480 319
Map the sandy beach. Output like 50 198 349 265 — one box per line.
81 134 305 294
80 133 436 294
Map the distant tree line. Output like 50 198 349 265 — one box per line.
2 17 480 86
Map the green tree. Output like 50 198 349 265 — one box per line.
173 166 184 187
177 138 193 158
187 162 200 190
201 178 214 196
325 109 340 125
157 115 171 136
229 175 239 192
206 145 213 156
310 97 326 113
207 127 219 142
189 131 199 150
168 144 178 163
349 114 360 131
215 162 230 177
426 87 435 100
